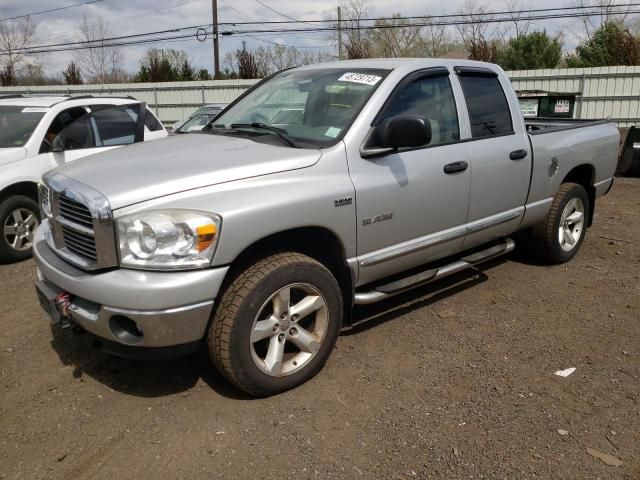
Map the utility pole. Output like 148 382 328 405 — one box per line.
212 0 220 78
337 6 343 60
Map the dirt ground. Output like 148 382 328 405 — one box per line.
1 178 639 480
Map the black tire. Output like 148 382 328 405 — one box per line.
529 182 590 264
208 252 343 397
0 195 41 264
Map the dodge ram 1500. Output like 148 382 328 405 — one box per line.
34 59 619 396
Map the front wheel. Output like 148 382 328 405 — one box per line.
529 182 590 264
0 195 40 264
208 253 343 396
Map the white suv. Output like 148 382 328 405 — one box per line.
0 95 167 263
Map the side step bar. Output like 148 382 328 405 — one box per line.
354 238 515 305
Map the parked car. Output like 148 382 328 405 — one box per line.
34 59 619 396
0 95 167 263
172 104 227 132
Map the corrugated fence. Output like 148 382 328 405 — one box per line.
1 66 639 126
508 65 640 127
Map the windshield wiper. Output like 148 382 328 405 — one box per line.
229 122 301 148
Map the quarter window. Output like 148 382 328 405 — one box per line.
458 75 513 138
144 110 164 131
381 74 460 145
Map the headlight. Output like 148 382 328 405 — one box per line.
39 183 52 218
117 210 221 270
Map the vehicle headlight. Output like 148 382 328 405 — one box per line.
116 210 221 270
39 183 52 218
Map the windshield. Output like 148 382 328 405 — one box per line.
0 106 46 148
212 68 390 146
178 113 218 132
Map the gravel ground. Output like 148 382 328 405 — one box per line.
1 178 639 480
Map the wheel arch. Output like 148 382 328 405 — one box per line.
221 226 355 325
561 164 596 226
0 181 40 204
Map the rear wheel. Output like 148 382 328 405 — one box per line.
208 252 343 396
529 182 590 264
0 195 40 264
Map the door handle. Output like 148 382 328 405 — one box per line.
510 149 528 160
443 161 469 174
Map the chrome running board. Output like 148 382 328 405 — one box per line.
353 238 515 305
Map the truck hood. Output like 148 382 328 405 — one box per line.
0 147 27 167
54 133 322 209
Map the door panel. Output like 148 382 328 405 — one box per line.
455 70 531 249
351 143 471 285
464 133 530 248
350 71 472 285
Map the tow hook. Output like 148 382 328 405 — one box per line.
54 293 76 332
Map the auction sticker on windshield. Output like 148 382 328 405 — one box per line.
338 72 382 85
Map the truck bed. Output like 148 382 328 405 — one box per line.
525 118 611 135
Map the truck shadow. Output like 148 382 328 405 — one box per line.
49 327 254 400
48 256 509 400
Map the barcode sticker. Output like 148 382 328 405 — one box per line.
338 72 382 85
324 127 341 138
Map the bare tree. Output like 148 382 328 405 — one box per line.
504 0 530 38
573 0 633 38
339 0 373 59
456 0 501 61
420 20 452 57
73 15 123 84
0 17 36 86
230 44 334 77
369 15 423 57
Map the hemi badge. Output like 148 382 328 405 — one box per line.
334 197 353 207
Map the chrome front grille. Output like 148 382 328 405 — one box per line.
58 195 94 229
61 223 98 260
43 172 118 271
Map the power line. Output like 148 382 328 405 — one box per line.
249 0 321 27
219 0 322 49
33 0 202 44
250 0 303 24
219 0 256 22
222 1 640 25
4 3 640 55
0 0 103 22
237 32 326 49
18 24 213 51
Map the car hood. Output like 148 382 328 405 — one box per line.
0 147 28 167
54 133 322 209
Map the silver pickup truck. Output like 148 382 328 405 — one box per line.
34 59 619 396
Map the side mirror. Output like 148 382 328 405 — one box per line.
51 135 65 153
361 114 432 159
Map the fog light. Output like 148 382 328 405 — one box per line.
109 315 143 345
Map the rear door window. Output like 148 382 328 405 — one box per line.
57 104 143 150
458 74 513 138
92 107 138 145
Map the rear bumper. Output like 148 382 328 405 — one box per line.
33 226 229 349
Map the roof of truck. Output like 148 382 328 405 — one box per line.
296 57 500 71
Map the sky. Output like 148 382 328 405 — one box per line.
1 0 600 76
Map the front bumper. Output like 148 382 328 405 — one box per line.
33 227 229 349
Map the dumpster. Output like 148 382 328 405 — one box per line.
517 90 578 119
